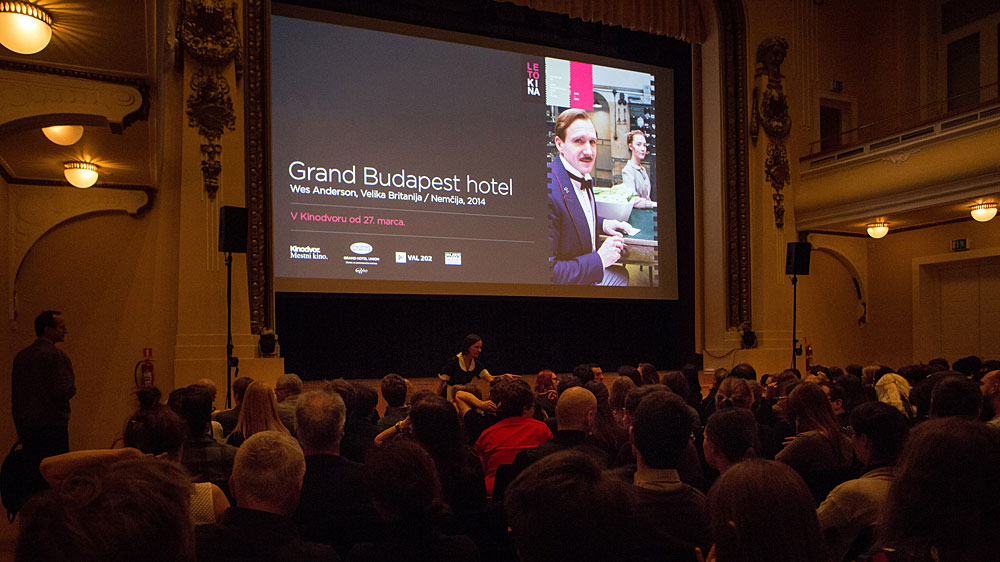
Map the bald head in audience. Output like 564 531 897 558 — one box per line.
555 386 597 432
230 431 306 517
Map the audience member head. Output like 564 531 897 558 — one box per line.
681 363 701 401
505 451 633 562
365 440 448 527
324 379 358 418
353 382 379 421
230 431 305 516
637 362 659 386
775 378 801 412
715 376 753 410
195 378 218 404
712 368 729 389
231 376 254 405
294 390 346 454
410 389 438 407
274 373 303 403
409 395 466 463
379 373 408 408
703 408 759 473
660 371 689 400
730 362 757 381
556 373 582 396
708 459 825 562
123 386 186 460
624 384 668 421
555 386 597 432
929 375 981 419
534 370 556 394
834 373 866 412
819 381 846 417
785 383 840 446
926 358 949 372
844 363 863 379
233 381 290 440
848 401 908 468
980 369 1000 420
588 363 604 383
951 355 982 378
16 457 193 562
631 391 690 470
618 364 641 386
167 384 214 438
880 418 1000 561
573 363 595 385
979 359 1000 380
827 365 844 380
609 376 636 412
494 378 535 419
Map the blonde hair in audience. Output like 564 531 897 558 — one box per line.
232 381 289 440
715 376 754 410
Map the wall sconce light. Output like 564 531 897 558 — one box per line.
63 161 99 188
971 202 997 223
42 125 84 146
866 222 889 239
0 1 52 55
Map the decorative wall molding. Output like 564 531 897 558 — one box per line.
750 36 791 229
0 69 145 134
178 0 241 199
8 185 149 320
716 0 752 329
244 0 270 335
879 147 921 165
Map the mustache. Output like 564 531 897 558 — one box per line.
578 155 594 162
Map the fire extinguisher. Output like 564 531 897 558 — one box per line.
804 339 814 372
134 347 155 386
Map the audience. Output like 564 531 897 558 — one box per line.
226 381 290 447
195 431 339 562
473 378 551 497
629 391 710 554
215 376 254 437
17 457 194 562
169 384 238 497
707 459 827 562
776 382 854 504
638 362 660 386
16 354 1000 562
348 440 479 562
869 417 1000 562
703 408 760 474
292 390 379 556
375 374 410 433
274 373 303 435
817 401 908 562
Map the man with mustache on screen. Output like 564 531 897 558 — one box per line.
549 108 632 285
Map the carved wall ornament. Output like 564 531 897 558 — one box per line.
180 0 242 72
750 36 791 228
880 147 920 165
178 0 241 199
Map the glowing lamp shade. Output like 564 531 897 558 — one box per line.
866 222 889 239
42 125 84 145
63 161 98 188
971 203 997 223
0 2 52 55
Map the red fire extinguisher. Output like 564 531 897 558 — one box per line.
804 339 814 372
134 347 155 386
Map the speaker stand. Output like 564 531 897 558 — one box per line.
224 251 238 408
790 274 798 371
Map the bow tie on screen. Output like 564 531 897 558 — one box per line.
567 171 593 191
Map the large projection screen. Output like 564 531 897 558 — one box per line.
270 6 679 300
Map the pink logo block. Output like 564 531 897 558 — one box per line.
569 61 593 110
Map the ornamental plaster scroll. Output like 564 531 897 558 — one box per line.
879 148 921 165
0 70 143 133
8 185 148 320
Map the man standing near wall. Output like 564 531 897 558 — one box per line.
11 310 76 458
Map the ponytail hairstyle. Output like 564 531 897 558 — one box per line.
715 377 754 411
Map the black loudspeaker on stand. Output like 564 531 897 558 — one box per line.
219 206 248 408
786 242 811 371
